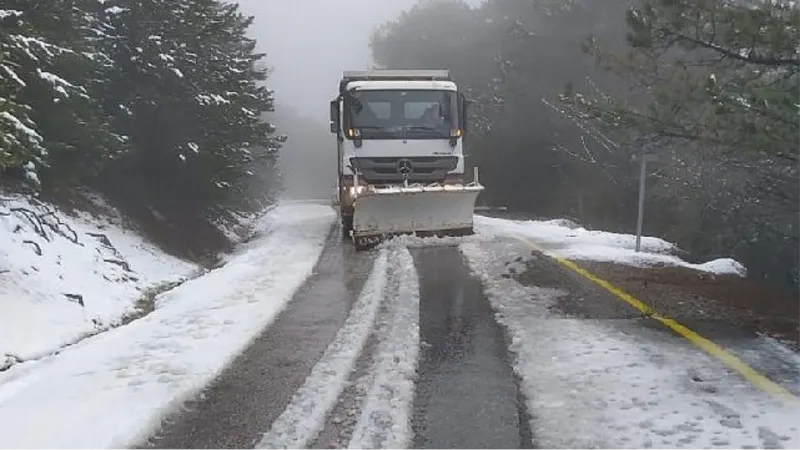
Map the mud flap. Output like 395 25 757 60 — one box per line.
351 184 483 248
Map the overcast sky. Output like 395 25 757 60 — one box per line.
235 0 420 121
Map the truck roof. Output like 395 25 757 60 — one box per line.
340 70 452 92
342 69 451 81
345 80 458 92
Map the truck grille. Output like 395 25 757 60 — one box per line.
350 156 458 184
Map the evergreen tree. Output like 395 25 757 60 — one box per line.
564 0 799 285
572 0 799 160
2 0 284 256
98 0 281 217
0 1 122 187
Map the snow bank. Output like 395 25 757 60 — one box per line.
475 215 747 276
0 202 336 448
210 205 276 247
0 194 198 369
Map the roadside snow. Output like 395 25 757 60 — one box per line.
694 258 746 276
257 247 389 449
0 202 335 448
515 318 800 449
475 215 747 276
0 194 197 368
380 232 487 249
461 239 800 449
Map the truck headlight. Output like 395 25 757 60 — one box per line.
348 185 366 197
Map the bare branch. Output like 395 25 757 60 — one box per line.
22 240 42 255
541 97 620 152
661 28 800 67
10 207 49 241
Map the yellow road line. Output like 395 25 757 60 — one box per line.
516 235 799 406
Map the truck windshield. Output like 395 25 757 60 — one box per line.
345 89 458 139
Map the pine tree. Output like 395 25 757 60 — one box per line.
0 5 63 184
0 0 123 188
99 0 281 217
570 0 799 159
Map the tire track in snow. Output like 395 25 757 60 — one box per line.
255 248 389 449
310 290 392 448
348 245 421 449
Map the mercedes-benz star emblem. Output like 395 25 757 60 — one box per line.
396 159 413 175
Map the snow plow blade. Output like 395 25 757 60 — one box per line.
351 183 484 249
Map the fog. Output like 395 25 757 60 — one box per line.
233 0 422 200
236 0 420 121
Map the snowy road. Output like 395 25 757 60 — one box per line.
143 233 529 449
142 224 798 449
0 203 798 449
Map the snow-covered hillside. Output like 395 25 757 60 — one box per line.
0 194 199 370
0 202 335 448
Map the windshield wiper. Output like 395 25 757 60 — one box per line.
352 125 443 132
402 125 440 131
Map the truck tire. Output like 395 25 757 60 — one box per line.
341 214 353 237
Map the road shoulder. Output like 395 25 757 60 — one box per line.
578 262 799 351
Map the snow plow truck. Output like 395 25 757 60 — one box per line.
330 69 484 249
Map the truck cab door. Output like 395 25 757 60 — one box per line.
330 99 340 135
458 92 471 136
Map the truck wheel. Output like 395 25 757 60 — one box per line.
341 214 353 237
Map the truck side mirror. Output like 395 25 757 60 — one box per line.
330 99 340 134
